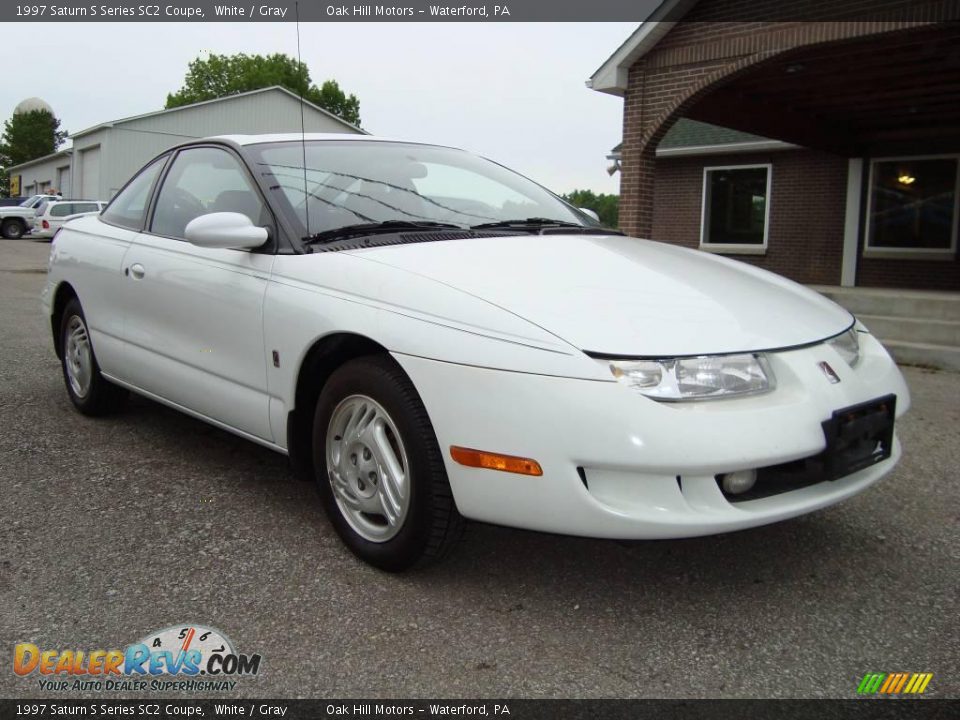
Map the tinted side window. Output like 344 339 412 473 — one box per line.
102 156 167 230
151 147 267 239
73 203 100 214
50 204 74 217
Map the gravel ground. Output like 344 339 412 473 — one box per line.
0 240 957 700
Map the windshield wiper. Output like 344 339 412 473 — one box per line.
304 220 464 245
470 217 584 230
469 217 622 235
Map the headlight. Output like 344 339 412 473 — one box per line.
827 327 860 367
605 353 775 402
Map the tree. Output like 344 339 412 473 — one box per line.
0 109 68 196
165 53 362 127
562 189 619 229
313 80 360 131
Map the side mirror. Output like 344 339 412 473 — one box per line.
578 208 600 222
184 212 268 250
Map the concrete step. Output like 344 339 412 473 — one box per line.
812 285 960 321
880 339 960 372
811 286 960 370
860 314 960 347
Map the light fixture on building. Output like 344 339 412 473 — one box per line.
898 174 916 185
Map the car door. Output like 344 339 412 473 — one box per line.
63 157 169 376
120 145 276 442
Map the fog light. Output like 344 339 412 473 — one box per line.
721 469 757 495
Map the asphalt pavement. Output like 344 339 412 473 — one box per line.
0 239 957 699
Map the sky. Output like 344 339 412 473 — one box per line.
4 22 636 194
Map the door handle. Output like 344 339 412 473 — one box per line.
129 263 145 280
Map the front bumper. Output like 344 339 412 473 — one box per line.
393 332 910 539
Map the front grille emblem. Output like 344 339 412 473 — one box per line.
819 361 841 384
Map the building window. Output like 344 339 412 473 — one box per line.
700 164 771 252
866 156 959 254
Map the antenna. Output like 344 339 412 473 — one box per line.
295 1 310 238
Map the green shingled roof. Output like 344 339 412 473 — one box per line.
659 119 770 148
609 119 773 156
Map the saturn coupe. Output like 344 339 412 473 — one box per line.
42 134 909 570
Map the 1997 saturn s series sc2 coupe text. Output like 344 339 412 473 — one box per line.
42 135 910 571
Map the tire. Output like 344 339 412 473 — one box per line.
59 298 128 416
313 355 463 571
2 219 25 239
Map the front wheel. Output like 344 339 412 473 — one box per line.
2 219 25 239
313 355 463 571
59 298 127 415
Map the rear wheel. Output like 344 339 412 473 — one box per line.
59 298 127 415
2 219 25 239
313 355 463 571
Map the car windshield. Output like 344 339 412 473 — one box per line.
19 195 41 207
248 140 594 238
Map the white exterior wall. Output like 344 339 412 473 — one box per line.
80 89 362 199
10 153 69 197
9 87 362 201
102 129 191 198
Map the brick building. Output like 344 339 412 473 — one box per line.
589 0 960 291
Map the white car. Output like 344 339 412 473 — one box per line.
42 135 910 571
1 194 61 239
31 199 107 239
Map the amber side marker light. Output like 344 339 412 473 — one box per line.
450 446 543 476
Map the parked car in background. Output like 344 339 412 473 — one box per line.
31 199 107 239
43 134 910 571
0 193 61 239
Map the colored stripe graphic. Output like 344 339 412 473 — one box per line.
857 673 886 694
911 673 933 694
857 672 932 694
879 674 898 693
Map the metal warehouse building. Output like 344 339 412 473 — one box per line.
8 86 364 201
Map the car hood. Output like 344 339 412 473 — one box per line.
345 234 853 357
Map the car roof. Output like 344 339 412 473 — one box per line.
44 199 102 204
210 133 453 148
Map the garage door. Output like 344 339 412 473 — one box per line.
80 146 100 199
57 166 70 196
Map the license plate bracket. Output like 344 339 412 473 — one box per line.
821 394 896 481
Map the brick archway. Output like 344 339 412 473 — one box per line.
617 19 950 238
619 52 779 237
